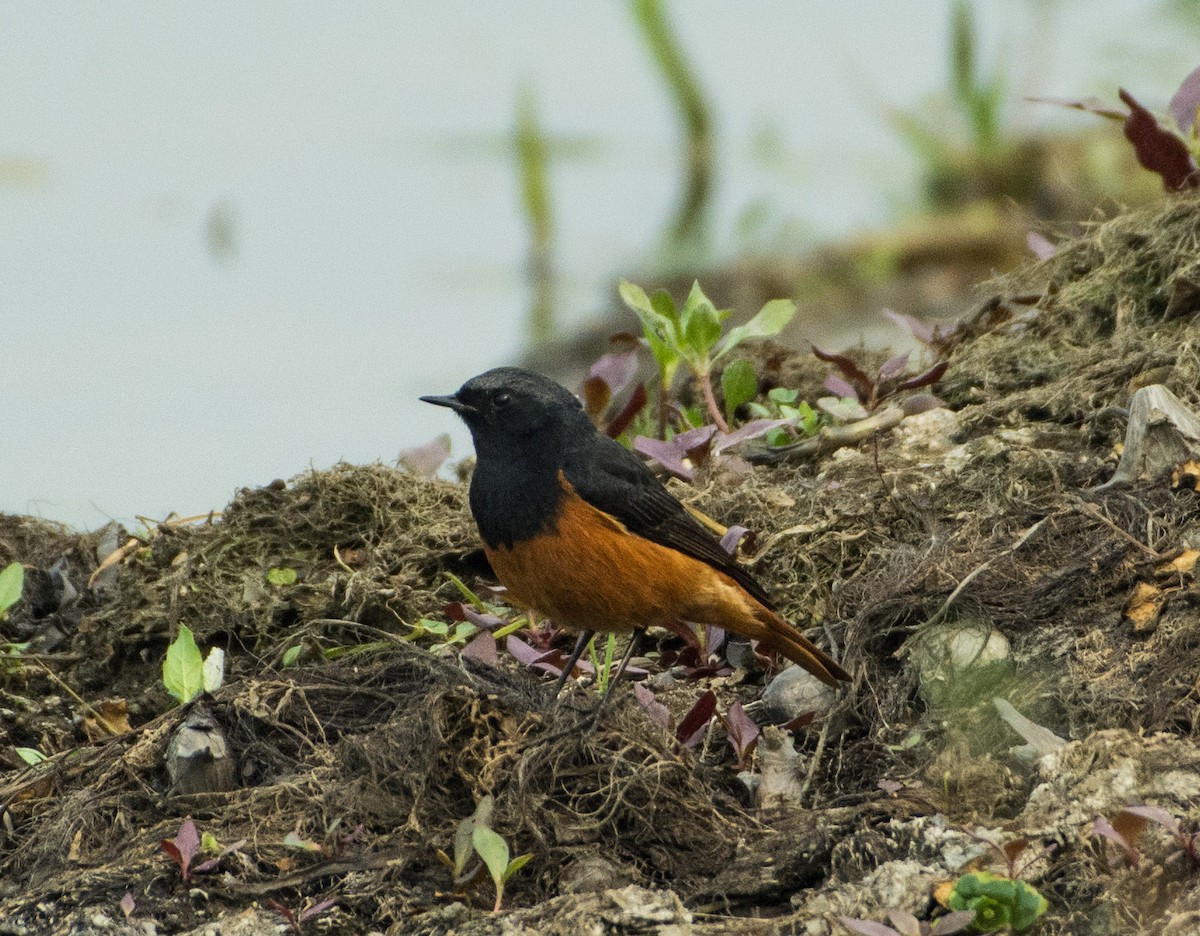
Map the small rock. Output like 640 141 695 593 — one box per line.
560 855 630 894
760 665 836 722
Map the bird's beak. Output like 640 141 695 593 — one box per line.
420 393 475 415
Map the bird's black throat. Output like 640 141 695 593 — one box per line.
468 438 567 549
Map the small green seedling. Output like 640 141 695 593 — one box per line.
947 871 1047 933
436 795 532 913
0 562 24 620
619 279 795 433
746 387 823 446
163 625 225 705
587 633 619 695
15 747 47 766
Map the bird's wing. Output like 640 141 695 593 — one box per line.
561 434 777 611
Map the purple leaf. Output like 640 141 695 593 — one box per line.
634 425 717 481
712 418 789 453
1122 805 1180 836
722 700 760 767
505 635 573 676
1032 95 1127 121
1169 65 1200 134
935 910 980 935
119 892 136 919
676 689 717 748
886 909 921 936
398 434 452 477
837 919 902 936
1120 87 1200 191
878 352 911 382
812 343 873 397
882 308 934 344
583 334 642 421
1093 816 1139 866
901 393 945 416
877 778 903 794
161 818 201 881
719 524 749 555
606 382 648 439
1027 231 1057 260
461 632 499 666
633 683 671 729
896 360 948 392
824 373 861 401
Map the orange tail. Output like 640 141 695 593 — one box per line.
750 606 850 687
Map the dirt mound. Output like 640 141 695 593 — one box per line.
5 196 1200 934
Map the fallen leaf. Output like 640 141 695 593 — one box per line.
1124 581 1166 632
1157 548 1200 578
81 699 132 741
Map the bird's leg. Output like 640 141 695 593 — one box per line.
550 629 594 699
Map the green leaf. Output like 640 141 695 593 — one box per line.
282 645 304 667
200 831 221 854
266 567 297 586
15 746 46 765
0 562 24 616
163 625 205 705
502 852 534 884
472 826 510 891
720 360 758 422
768 386 799 405
715 298 796 359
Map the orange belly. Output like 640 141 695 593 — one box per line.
482 487 762 634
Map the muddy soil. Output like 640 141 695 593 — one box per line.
5 195 1200 935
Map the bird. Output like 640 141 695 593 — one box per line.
421 366 850 698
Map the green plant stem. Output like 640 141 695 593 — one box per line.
630 0 713 252
516 85 554 344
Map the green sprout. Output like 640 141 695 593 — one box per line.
163 625 225 705
436 795 532 913
619 279 795 434
947 871 1047 933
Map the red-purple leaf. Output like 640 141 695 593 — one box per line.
633 683 671 730
878 352 911 382
896 360 948 392
886 909 921 936
936 910 981 934
1169 65 1200 134
119 892 136 918
633 425 717 481
676 689 717 748
161 818 201 881
461 632 499 666
606 382 648 438
584 334 642 421
779 711 816 733
1120 87 1200 191
1093 815 1140 866
1027 231 1057 260
824 373 861 401
882 308 934 344
837 918 902 936
812 343 873 397
1123 804 1180 835
506 635 574 676
722 700 761 767
713 418 789 453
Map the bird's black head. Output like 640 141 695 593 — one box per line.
421 367 590 462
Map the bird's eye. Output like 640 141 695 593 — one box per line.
492 391 512 409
